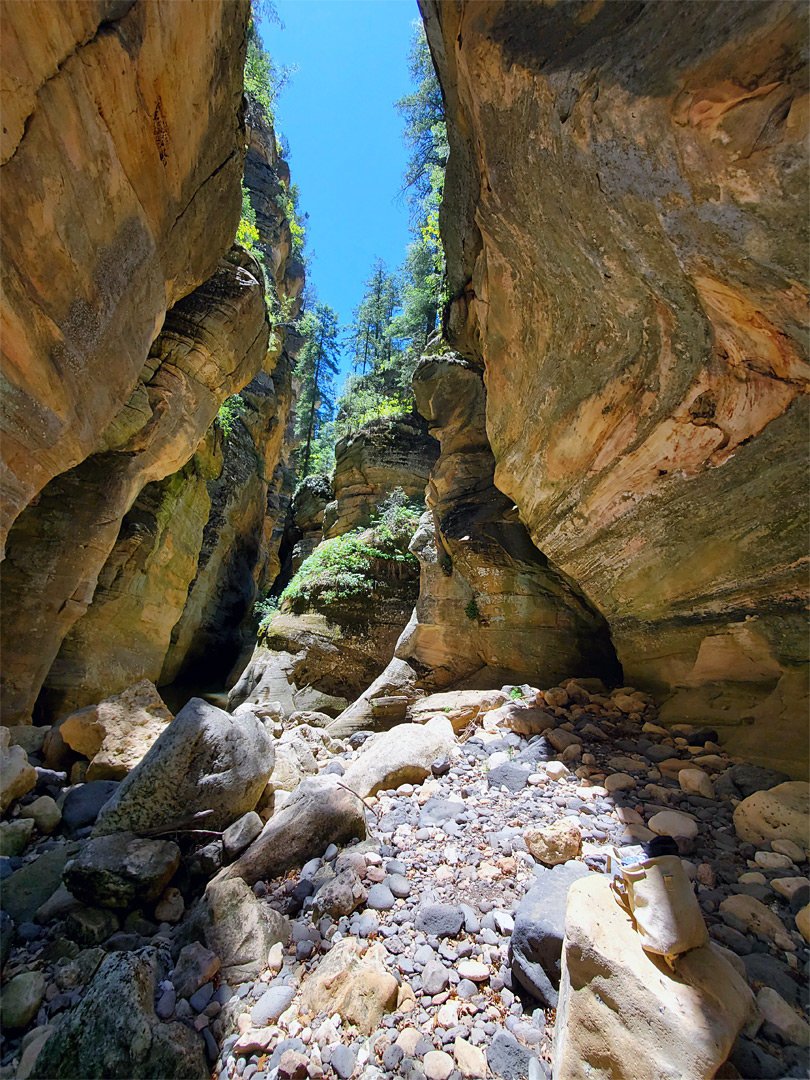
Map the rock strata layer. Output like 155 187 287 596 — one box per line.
421 0 810 774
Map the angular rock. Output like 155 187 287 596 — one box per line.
224 776 366 886
93 698 274 836
195 874 289 986
154 887 185 924
2 843 79 923
553 875 756 1079
524 820 581 867
0 742 36 812
59 681 173 782
172 941 221 1001
341 717 456 798
486 1032 537 1080
454 1036 489 1078
30 949 207 1079
733 782 809 853
222 811 264 860
300 937 397 1034
65 906 120 947
679 768 714 799
311 869 366 921
64 832 180 909
510 860 591 1007
410 690 508 733
267 735 318 793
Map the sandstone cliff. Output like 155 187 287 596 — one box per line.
230 416 439 717
30 93 304 721
0 0 302 725
421 0 809 774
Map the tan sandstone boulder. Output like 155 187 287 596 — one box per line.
733 781 810 853
341 717 456 798
300 937 398 1033
552 875 756 1080
59 680 173 782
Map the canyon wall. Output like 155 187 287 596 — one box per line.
0 1 300 724
421 0 809 774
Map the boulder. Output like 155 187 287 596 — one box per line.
59 681 174 782
0 742 36 812
171 941 220 1000
92 698 274 836
510 861 591 1006
501 705 557 738
19 795 61 834
2 843 80 923
30 949 207 1079
61 780 119 835
341 717 456 797
0 817 35 857
552 875 756 1080
64 833 180 909
733 782 810 853
524 820 581 867
719 894 795 951
267 734 318 793
300 936 398 1033
714 763 792 801
409 690 508 733
193 876 290 985
311 869 366 921
1 971 46 1031
224 776 366 886
647 809 699 840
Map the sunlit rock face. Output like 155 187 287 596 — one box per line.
323 415 440 539
0 0 250 554
421 0 809 773
395 353 621 690
28 102 304 721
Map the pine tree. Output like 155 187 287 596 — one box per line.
295 304 341 478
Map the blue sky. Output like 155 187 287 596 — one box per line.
258 0 419 383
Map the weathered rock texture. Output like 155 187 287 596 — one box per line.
1 0 249 554
323 414 439 538
1 18 303 723
421 0 809 774
232 414 438 717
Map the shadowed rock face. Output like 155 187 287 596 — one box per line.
421 0 809 773
396 353 621 690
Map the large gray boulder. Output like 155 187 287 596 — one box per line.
340 717 456 798
510 860 592 1007
31 948 207 1079
92 698 274 836
192 876 290 985
224 776 366 886
63 833 180 909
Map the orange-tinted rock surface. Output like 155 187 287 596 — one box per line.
421 0 809 773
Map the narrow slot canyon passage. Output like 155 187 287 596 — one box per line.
0 3 807 1080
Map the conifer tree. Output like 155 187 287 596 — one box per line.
295 303 341 478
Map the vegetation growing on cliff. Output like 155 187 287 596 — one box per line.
278 491 420 614
332 23 447 438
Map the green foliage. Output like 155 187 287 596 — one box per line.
294 304 341 479
244 14 295 126
236 181 261 257
253 593 279 630
293 472 333 504
509 686 524 700
216 394 248 439
440 554 453 577
465 598 480 621
280 510 419 613
277 181 307 259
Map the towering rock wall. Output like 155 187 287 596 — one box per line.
421 0 809 774
0 1 300 724
30 91 304 721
